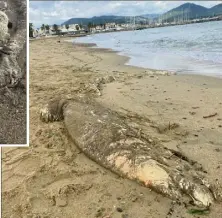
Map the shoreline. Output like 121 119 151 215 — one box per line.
70 38 222 80
70 22 222 79
2 37 222 218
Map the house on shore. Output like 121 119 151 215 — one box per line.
59 24 85 35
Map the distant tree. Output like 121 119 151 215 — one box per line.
89 22 93 28
41 24 45 31
79 24 83 29
53 24 57 30
53 24 59 34
29 23 33 37
75 25 80 31
65 24 69 30
88 22 92 31
45 24 50 31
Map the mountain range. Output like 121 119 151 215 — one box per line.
62 15 150 26
162 3 222 22
62 3 222 25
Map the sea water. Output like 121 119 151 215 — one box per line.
74 21 222 77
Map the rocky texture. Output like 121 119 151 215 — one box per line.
0 0 26 98
40 97 221 207
0 0 26 144
0 11 10 45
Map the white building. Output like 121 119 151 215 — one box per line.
56 24 82 34
105 22 116 30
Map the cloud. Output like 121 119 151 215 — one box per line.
29 1 221 28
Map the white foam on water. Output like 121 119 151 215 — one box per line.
74 21 222 77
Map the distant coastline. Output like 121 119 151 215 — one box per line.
30 2 222 38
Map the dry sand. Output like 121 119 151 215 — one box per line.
2 37 222 218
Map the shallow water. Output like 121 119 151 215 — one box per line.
74 21 222 77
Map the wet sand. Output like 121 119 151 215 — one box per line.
2 37 222 218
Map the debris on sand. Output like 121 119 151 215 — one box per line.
187 207 210 215
203 113 218 119
151 122 180 134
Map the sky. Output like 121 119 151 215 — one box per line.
30 1 222 27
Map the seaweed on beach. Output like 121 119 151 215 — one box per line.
187 208 210 215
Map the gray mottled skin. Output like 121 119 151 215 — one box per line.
40 98 220 207
0 11 9 44
0 0 26 98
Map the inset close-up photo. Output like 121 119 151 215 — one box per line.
0 0 27 144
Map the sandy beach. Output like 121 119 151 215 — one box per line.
2 37 222 218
